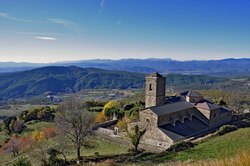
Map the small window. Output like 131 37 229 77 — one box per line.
214 113 217 117
149 84 152 91
146 118 150 123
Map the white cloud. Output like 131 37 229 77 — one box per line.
34 36 57 41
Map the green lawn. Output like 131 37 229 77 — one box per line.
137 127 250 163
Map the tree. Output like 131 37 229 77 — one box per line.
20 135 33 151
55 95 95 160
30 130 48 164
128 125 146 152
13 120 25 134
3 135 20 156
103 100 118 117
228 93 245 113
95 111 108 123
32 130 45 143
43 127 57 140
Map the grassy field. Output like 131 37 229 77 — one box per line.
0 120 129 165
1 125 250 165
135 127 250 164
0 104 49 117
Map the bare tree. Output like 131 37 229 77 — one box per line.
3 135 20 156
55 95 95 160
228 93 245 114
13 120 25 134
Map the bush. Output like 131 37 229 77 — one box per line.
167 141 195 152
216 125 237 136
240 119 250 128
116 118 128 131
123 104 134 110
12 157 32 166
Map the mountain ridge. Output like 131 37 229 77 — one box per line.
0 58 249 76
0 66 228 100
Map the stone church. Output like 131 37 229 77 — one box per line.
140 72 232 148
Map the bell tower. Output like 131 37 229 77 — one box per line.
145 72 166 108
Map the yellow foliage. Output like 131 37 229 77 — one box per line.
103 100 117 112
95 111 108 123
95 100 119 123
32 130 45 143
116 118 128 131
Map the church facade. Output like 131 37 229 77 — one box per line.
140 73 232 148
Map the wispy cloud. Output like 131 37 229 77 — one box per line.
10 31 62 36
34 36 57 41
98 0 107 13
100 0 106 8
0 12 48 23
48 18 81 33
92 0 107 24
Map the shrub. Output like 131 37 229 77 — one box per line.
116 118 128 131
167 141 195 152
123 104 134 110
12 157 32 166
43 127 57 139
216 125 237 136
240 119 250 128
95 111 108 123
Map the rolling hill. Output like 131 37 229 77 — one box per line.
1 58 249 77
0 66 145 100
0 66 229 100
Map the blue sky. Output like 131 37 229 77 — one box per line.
0 0 249 63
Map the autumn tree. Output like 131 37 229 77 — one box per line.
43 127 57 140
95 111 108 123
20 135 33 151
2 135 20 156
30 130 48 165
55 95 95 161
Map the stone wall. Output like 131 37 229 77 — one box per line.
145 75 165 108
140 109 158 128
92 119 118 130
142 126 173 148
209 108 232 129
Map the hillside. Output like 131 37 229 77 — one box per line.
1 58 249 76
0 66 227 100
133 127 250 165
0 66 145 100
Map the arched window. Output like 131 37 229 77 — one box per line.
146 118 150 123
149 84 152 91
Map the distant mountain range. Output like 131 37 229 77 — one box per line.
0 66 227 100
0 58 249 76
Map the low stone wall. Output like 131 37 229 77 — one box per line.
92 119 118 130
95 127 115 136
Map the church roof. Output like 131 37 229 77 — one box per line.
196 101 220 110
159 116 208 137
149 101 194 116
186 90 203 97
148 72 164 77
